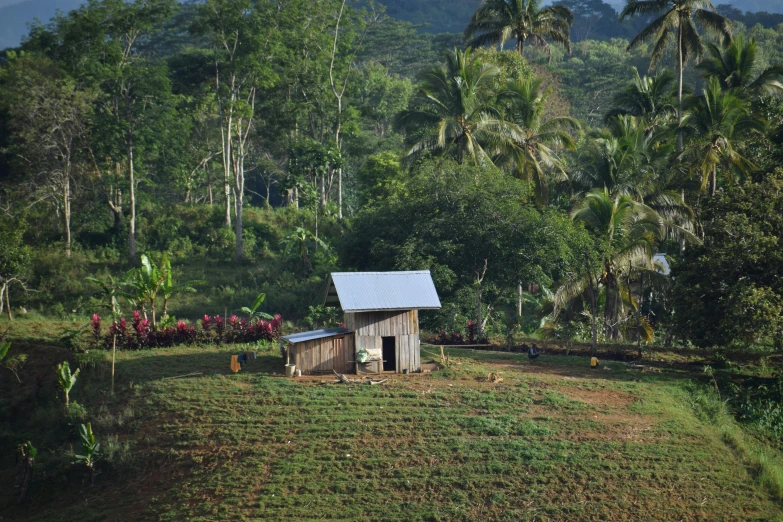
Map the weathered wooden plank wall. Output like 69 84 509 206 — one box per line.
345 310 421 373
290 335 352 375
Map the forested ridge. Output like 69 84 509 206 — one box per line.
0 0 782 353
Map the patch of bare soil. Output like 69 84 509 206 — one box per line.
554 385 636 408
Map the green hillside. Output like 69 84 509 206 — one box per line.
2 338 782 520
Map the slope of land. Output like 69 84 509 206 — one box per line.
1 332 782 521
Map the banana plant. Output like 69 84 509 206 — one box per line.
159 255 205 320
126 254 166 329
241 293 273 320
86 273 132 316
74 423 100 484
57 361 80 407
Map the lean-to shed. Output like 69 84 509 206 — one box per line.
282 271 441 375
282 327 353 375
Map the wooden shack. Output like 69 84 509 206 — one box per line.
327 271 441 374
282 271 441 375
283 328 354 375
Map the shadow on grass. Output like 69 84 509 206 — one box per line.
429 347 698 384
111 347 287 383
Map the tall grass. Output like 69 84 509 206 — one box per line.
686 381 783 501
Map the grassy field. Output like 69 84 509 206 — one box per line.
2 335 783 521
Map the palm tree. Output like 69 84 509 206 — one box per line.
680 77 766 196
572 116 670 194
571 116 695 247
604 68 677 131
698 35 783 98
464 0 573 58
395 48 523 165
495 77 581 203
554 189 669 341
619 0 732 151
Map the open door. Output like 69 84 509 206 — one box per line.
382 336 396 372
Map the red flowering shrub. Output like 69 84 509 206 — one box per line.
91 314 102 345
96 310 283 350
466 320 477 344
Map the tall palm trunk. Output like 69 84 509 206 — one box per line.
584 252 598 357
516 35 525 55
677 20 684 154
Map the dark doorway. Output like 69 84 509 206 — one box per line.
382 336 396 372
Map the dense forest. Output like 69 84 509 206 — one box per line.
1 0 782 353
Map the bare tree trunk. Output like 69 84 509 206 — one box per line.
679 188 686 257
710 165 717 197
338 168 343 219
128 141 136 261
111 334 116 395
476 286 482 335
517 282 522 316
475 259 488 335
0 283 14 321
234 146 244 259
64 173 72 258
108 164 124 232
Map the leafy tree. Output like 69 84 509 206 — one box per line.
0 52 94 258
280 227 330 275
0 215 31 320
395 47 522 164
355 151 405 205
698 34 783 98
681 77 765 195
194 0 282 258
26 0 179 261
344 158 593 334
57 360 80 407
620 0 733 151
671 170 783 347
465 0 573 58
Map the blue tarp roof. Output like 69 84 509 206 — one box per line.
282 327 352 344
324 271 442 312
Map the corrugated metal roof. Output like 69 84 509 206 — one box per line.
324 271 442 312
282 327 352 344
